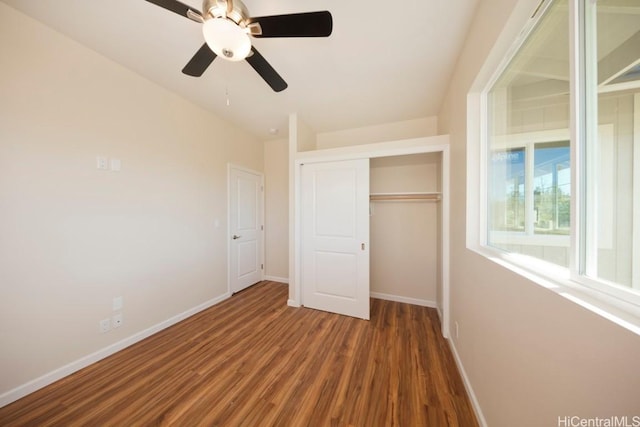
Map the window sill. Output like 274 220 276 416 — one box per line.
489 232 570 247
469 245 640 337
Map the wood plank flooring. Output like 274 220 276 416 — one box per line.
0 281 478 426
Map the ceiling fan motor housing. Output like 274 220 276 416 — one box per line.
201 0 254 61
203 0 248 25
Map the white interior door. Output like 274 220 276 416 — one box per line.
229 166 263 294
301 159 370 320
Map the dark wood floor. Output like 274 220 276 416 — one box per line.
0 281 477 426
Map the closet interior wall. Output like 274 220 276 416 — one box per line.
369 153 442 305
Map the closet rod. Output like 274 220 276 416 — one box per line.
369 193 441 202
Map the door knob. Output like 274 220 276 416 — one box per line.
232 235 241 240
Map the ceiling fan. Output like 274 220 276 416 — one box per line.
144 0 333 92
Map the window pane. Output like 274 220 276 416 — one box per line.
534 141 570 235
490 148 526 232
585 0 640 290
487 0 570 267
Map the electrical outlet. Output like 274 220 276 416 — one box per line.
455 321 459 339
112 296 123 311
112 313 123 328
99 318 111 333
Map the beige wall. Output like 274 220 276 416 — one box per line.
439 0 640 424
264 138 289 280
0 4 263 398
291 114 317 153
316 117 438 150
370 154 441 303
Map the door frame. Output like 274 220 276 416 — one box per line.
290 136 451 337
227 163 265 295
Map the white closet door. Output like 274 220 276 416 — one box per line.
301 159 370 320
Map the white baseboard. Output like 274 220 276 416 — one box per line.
370 292 437 308
0 292 231 408
448 339 487 427
263 275 289 284
287 299 300 307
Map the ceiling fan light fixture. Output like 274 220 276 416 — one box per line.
202 18 251 62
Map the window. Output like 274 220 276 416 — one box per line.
487 0 571 267
489 137 572 265
533 141 571 234
584 0 640 291
480 0 640 309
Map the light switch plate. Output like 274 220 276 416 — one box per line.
110 158 121 171
96 156 108 170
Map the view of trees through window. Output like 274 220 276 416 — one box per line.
490 148 525 233
490 142 570 236
533 142 570 234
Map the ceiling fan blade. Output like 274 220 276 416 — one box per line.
182 44 217 77
248 11 332 38
245 47 288 92
143 0 203 22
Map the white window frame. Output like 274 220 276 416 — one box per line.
489 128 572 248
489 124 614 250
467 0 640 335
634 93 640 291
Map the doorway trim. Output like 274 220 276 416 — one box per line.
290 136 451 337
227 163 265 295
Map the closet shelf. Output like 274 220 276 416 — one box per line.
369 192 441 202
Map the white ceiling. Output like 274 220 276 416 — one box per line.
1 0 479 139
